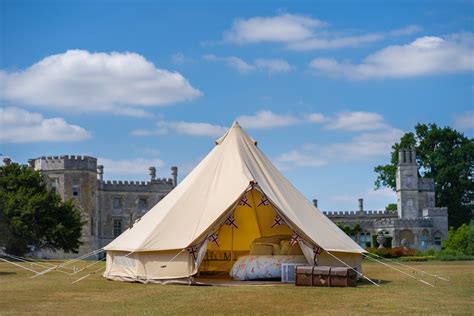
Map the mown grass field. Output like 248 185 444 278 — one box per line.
0 260 473 315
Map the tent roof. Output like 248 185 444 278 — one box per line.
104 121 365 254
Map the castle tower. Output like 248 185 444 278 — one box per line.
396 148 420 219
30 155 99 257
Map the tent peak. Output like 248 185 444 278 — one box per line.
231 121 241 128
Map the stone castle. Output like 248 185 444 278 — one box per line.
3 155 177 259
4 147 447 257
318 148 448 250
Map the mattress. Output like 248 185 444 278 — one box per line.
230 255 307 281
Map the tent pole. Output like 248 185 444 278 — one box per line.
249 189 263 237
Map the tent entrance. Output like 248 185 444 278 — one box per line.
198 188 296 275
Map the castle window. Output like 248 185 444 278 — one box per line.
113 219 122 237
113 197 122 209
90 216 94 236
138 198 148 209
433 231 442 246
359 232 372 248
72 179 80 197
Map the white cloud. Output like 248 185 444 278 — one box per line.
222 13 421 51
305 112 327 123
224 13 326 44
324 128 405 159
276 127 404 169
276 150 327 168
326 111 389 131
97 157 165 177
288 33 384 51
288 25 421 51
0 50 202 115
133 120 228 137
204 55 292 74
254 58 292 73
453 111 474 130
237 110 299 129
203 54 255 73
310 33 474 79
0 107 91 143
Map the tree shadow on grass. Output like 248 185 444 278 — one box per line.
0 271 16 276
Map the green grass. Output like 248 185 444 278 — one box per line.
0 260 473 315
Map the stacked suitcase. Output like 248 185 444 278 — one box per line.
295 266 357 287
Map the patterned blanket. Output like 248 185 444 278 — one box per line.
230 255 307 280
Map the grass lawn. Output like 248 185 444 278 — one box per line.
0 260 473 315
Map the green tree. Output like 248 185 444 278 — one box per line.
374 123 474 228
0 163 83 255
442 221 474 256
385 203 397 212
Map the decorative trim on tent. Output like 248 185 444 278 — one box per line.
224 213 238 229
186 245 199 261
257 194 270 207
238 195 252 208
207 232 219 247
313 244 323 265
290 233 301 246
271 214 285 228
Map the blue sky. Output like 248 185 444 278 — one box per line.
1 0 473 212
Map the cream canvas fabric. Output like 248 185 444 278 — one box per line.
103 122 365 282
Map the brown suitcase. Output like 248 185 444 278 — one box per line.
295 266 357 287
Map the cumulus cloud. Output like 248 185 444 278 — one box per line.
224 13 326 44
133 120 227 137
325 111 389 131
276 150 327 168
0 107 91 143
222 13 420 51
237 110 300 129
304 112 327 123
97 157 165 178
453 110 474 130
310 33 474 79
276 127 404 169
203 55 292 74
203 54 255 73
254 58 292 73
0 50 202 115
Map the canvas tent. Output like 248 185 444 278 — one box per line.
103 121 366 283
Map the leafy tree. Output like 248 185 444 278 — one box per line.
374 123 474 228
385 203 397 212
0 163 83 255
442 221 474 256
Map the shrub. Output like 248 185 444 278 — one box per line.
442 221 474 256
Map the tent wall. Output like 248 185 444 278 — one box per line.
104 250 196 282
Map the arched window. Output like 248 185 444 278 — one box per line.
433 231 442 246
400 229 415 248
420 229 429 249
359 232 372 248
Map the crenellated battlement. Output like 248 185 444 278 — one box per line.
33 155 97 171
323 210 398 217
101 178 174 192
422 207 448 217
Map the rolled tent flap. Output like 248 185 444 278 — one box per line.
103 121 366 283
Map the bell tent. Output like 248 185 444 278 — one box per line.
103 121 366 283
